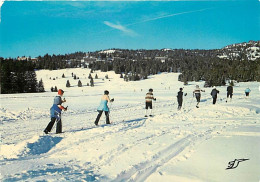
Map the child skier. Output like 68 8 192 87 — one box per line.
94 90 114 126
145 88 156 117
193 85 205 108
211 86 220 104
44 89 67 134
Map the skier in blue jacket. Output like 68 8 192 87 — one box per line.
44 89 67 134
245 87 251 97
94 90 114 126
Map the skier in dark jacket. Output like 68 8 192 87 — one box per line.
44 89 67 134
177 88 187 110
211 86 220 104
226 84 233 102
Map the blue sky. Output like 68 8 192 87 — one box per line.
0 1 259 58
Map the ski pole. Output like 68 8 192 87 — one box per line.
110 102 113 123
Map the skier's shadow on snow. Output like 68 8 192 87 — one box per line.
200 99 208 102
124 118 146 124
27 136 63 155
69 118 146 133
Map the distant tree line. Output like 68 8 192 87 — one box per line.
90 55 260 86
1 41 259 94
35 52 85 70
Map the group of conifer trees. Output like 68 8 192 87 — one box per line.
1 58 45 94
90 56 260 86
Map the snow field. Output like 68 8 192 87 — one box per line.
1 68 260 181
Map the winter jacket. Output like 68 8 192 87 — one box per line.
227 86 233 93
193 87 205 94
177 91 183 100
245 88 251 93
145 92 155 102
97 100 109 112
50 104 61 119
211 89 219 98
53 96 62 105
50 96 63 119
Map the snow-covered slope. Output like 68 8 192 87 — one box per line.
218 40 260 61
1 68 260 182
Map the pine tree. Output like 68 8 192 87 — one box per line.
24 71 38 93
78 80 82 87
38 79 45 92
88 74 92 79
95 74 98 79
66 80 71 87
62 73 65 78
54 86 58 92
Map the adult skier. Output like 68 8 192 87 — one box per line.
211 86 220 105
245 87 251 97
145 88 156 117
226 84 233 102
44 89 67 134
193 85 205 108
177 88 187 110
94 90 114 126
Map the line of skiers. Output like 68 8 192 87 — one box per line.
44 84 252 134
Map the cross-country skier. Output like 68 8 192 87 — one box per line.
193 85 205 108
145 88 156 117
94 90 114 126
226 84 233 102
245 87 251 97
44 89 67 134
211 86 220 105
177 88 187 110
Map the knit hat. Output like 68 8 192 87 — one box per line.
58 89 64 95
104 90 109 95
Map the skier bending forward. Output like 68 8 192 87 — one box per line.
44 89 67 134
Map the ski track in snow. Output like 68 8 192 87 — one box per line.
1 70 259 181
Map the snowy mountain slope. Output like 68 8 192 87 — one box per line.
218 40 260 60
1 68 260 182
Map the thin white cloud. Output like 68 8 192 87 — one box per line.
104 21 138 36
101 7 212 36
126 8 214 27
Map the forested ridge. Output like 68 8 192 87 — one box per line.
1 41 259 94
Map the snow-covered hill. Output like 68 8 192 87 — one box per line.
1 68 260 182
218 40 260 61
